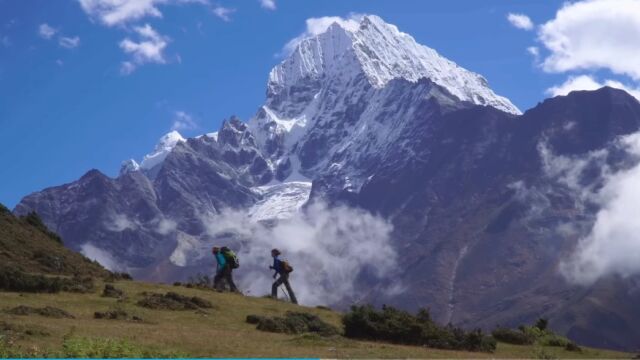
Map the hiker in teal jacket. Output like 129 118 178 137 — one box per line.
212 246 237 292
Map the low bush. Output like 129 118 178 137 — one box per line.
491 327 534 345
6 305 74 319
137 292 213 311
0 266 96 294
535 318 549 331
494 319 575 349
0 266 64 293
342 305 496 352
248 312 339 337
102 284 124 298
94 310 142 322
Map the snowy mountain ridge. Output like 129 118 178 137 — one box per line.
267 15 520 115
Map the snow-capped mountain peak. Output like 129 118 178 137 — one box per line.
140 130 185 171
268 15 520 115
119 159 140 175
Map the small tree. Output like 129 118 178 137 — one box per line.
535 318 549 331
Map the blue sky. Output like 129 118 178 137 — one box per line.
1 0 638 208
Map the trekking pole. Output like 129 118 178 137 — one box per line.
280 286 291 302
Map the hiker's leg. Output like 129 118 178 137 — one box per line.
272 276 284 298
213 271 223 290
225 267 238 292
283 276 298 304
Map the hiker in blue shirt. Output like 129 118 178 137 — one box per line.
212 246 238 292
269 248 297 304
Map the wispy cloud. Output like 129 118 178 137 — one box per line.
546 74 640 100
171 111 198 131
259 0 276 10
59 36 81 49
212 5 235 22
507 13 534 31
552 133 640 285
119 24 169 74
38 23 57 39
78 0 211 26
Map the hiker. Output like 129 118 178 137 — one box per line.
212 246 239 292
269 248 297 304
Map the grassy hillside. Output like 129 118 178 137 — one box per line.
0 279 633 358
0 204 109 277
0 204 633 358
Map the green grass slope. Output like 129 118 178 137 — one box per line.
0 204 633 358
0 280 633 358
0 204 109 277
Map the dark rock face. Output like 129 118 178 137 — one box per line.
313 87 640 350
13 88 640 351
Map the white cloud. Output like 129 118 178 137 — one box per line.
119 23 168 74
559 133 640 285
507 13 534 31
1 35 9 47
259 0 276 10
59 36 81 49
171 110 198 131
196 201 400 306
38 23 57 39
539 0 640 80
280 14 363 57
212 6 235 22
81 242 128 271
120 61 136 75
77 0 208 27
546 74 640 100
105 213 139 232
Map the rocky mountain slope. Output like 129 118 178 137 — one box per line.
13 15 640 350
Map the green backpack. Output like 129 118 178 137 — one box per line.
221 247 239 269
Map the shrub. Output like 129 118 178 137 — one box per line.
248 312 339 337
6 305 74 319
0 266 64 293
0 203 10 214
94 310 141 322
137 292 213 310
535 318 549 331
491 327 534 345
102 284 124 298
495 320 575 349
342 305 495 352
